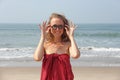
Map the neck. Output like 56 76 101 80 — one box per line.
53 37 62 43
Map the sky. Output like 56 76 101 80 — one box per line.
0 0 120 23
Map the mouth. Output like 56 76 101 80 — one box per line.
55 31 60 33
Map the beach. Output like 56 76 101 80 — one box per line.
0 67 120 80
0 24 120 80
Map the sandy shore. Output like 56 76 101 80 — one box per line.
0 67 120 80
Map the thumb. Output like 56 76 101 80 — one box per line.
65 27 68 31
46 27 51 33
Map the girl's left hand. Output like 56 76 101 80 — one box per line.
65 22 76 39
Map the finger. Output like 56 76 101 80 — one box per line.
48 27 51 30
65 24 69 27
39 21 45 30
46 25 51 30
42 21 47 28
42 21 45 27
65 27 69 32
69 21 73 27
38 24 42 30
46 27 51 33
45 24 51 31
44 21 47 26
65 24 69 30
71 21 75 28
47 24 51 28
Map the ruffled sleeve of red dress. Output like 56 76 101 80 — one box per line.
41 53 74 80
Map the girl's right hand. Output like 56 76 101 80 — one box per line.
39 21 51 40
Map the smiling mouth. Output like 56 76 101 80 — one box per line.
55 31 58 32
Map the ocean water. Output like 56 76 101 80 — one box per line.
0 23 120 67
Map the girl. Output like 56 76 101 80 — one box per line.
34 13 80 80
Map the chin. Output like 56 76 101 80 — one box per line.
54 34 62 37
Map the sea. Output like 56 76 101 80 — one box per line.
0 23 120 67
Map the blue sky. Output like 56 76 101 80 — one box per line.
0 0 120 23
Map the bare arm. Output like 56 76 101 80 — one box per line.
69 37 80 59
65 22 80 59
34 38 45 61
34 21 49 61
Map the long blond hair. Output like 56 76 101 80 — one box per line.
46 13 70 42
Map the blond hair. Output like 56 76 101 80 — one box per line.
46 13 70 42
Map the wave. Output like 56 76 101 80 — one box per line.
76 32 120 38
0 47 33 51
0 46 120 52
79 46 120 58
0 46 120 63
80 47 120 51
0 47 120 53
0 47 120 59
0 47 34 59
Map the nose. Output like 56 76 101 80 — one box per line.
56 28 59 30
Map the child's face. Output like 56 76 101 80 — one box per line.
50 18 64 37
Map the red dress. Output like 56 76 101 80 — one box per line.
41 53 74 80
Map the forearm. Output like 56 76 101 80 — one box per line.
34 38 45 61
69 37 80 59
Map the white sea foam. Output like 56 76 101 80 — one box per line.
0 47 120 67
80 46 120 51
0 47 34 59
0 47 120 59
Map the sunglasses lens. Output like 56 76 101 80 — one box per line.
58 25 63 29
52 25 57 29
